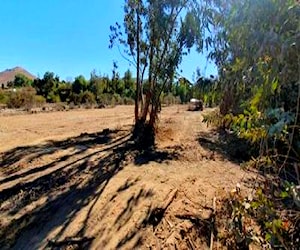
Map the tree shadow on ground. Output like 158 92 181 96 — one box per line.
0 126 179 249
134 148 179 166
0 128 118 177
197 128 255 163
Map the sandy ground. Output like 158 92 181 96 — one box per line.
0 106 134 152
0 105 257 249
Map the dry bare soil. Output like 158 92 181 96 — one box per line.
0 105 257 249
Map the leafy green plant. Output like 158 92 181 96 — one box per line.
201 1 300 248
0 90 9 104
79 90 96 105
220 183 297 249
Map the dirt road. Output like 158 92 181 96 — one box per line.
0 105 256 249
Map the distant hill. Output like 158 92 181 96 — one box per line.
0 67 36 88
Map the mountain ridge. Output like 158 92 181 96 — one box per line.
0 66 36 88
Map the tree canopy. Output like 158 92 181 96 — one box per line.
201 1 299 247
110 0 207 147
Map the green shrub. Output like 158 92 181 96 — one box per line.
113 93 122 105
70 93 81 105
79 90 96 105
34 95 46 107
123 97 135 105
98 93 113 106
0 90 9 104
110 96 116 107
7 87 37 109
47 92 61 103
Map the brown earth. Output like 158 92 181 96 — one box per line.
0 105 258 249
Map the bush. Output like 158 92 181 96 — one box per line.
47 92 61 103
98 93 115 106
34 95 46 107
113 93 122 105
5 87 46 109
7 87 37 109
79 91 96 105
0 90 9 104
123 97 135 105
162 93 180 106
69 93 81 105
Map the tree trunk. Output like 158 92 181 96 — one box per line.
149 95 160 126
141 29 154 122
135 3 141 122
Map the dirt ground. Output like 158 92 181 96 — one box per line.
0 105 258 249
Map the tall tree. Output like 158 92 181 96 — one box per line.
205 0 300 198
123 69 135 98
202 1 300 247
11 74 33 88
32 72 60 101
110 0 203 147
72 75 88 94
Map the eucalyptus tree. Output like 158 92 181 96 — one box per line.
202 2 300 247
110 0 204 146
206 0 299 115
207 0 300 193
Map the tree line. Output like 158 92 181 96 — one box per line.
0 68 216 109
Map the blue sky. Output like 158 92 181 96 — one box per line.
0 0 217 82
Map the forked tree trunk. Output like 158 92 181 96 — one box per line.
132 2 186 149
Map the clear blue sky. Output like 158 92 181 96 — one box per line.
0 0 217 82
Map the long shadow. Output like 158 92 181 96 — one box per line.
0 151 79 185
0 140 131 249
115 194 153 249
0 126 180 249
0 128 118 176
81 177 155 249
197 128 255 163
0 132 130 205
0 132 129 188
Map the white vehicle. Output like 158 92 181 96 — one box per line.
188 98 203 111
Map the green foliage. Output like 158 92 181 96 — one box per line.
222 183 299 249
110 0 205 129
9 74 33 88
2 68 136 108
79 90 96 105
6 87 45 109
202 1 300 248
32 72 60 100
193 76 221 107
0 90 9 104
88 69 136 103
204 0 300 162
69 93 81 105
173 77 193 103
72 75 88 94
47 91 61 103
57 82 72 102
123 69 135 96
